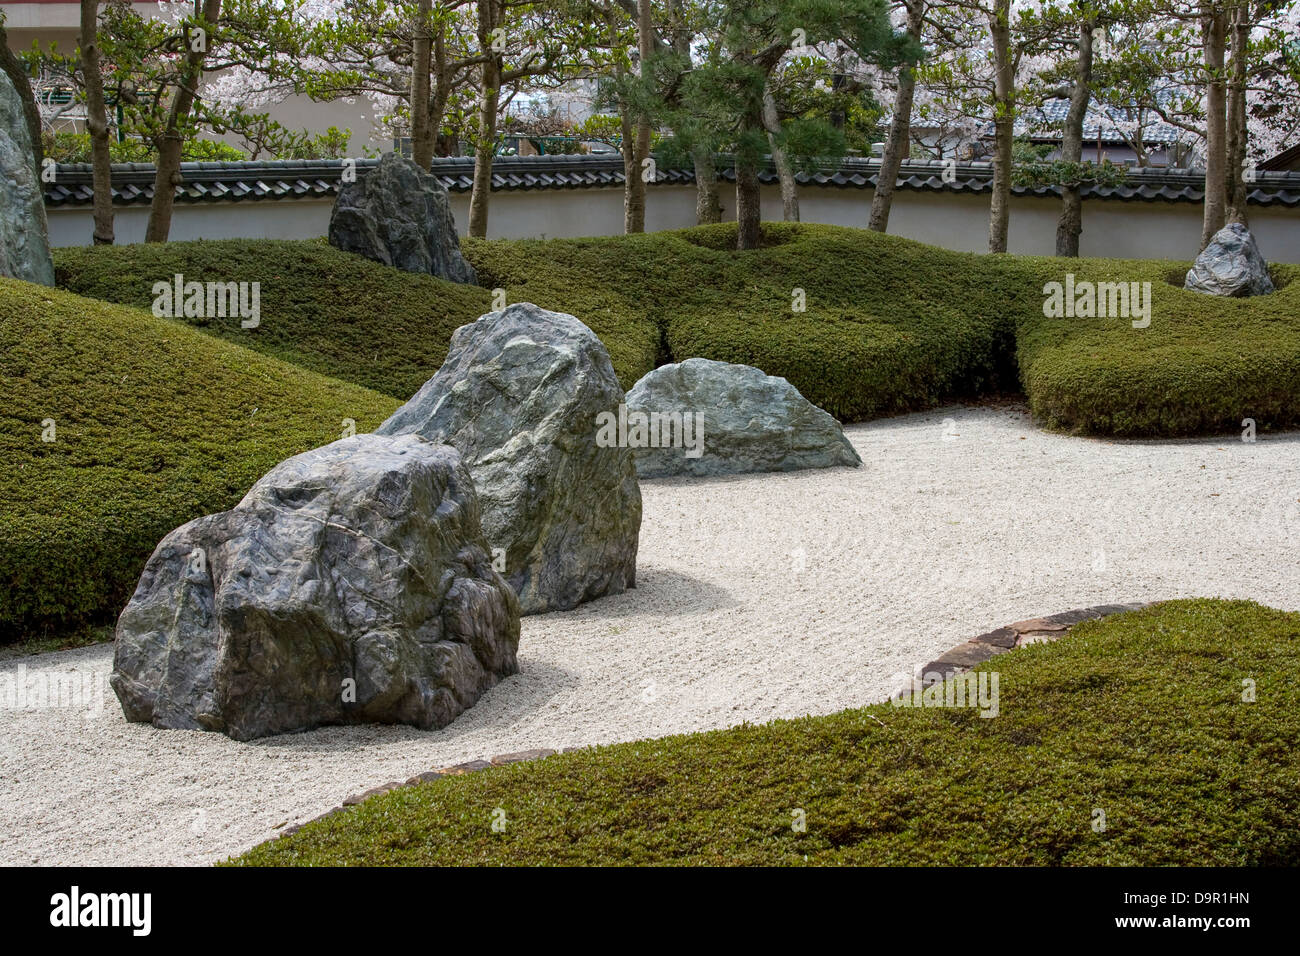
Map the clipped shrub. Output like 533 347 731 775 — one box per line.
0 278 397 641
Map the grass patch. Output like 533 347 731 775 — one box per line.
230 599 1300 867
0 277 398 642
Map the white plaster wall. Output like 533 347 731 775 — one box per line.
47 182 1300 263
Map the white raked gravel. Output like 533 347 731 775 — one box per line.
3 403 1299 866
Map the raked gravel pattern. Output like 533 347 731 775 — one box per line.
3 404 1299 866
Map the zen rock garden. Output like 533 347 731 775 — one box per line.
111 290 859 738
110 164 862 739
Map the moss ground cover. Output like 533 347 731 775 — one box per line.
230 599 1300 866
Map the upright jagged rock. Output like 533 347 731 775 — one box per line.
625 358 862 478
377 303 641 615
329 151 477 284
111 434 519 740
0 69 54 285
1184 223 1275 297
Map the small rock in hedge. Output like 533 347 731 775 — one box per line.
1184 223 1275 297
328 151 477 284
111 434 519 740
624 358 862 478
377 302 641 615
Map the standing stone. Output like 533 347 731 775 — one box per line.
1184 223 1275 297
328 151 477 284
377 303 640 615
0 70 54 286
111 434 519 740
624 358 862 478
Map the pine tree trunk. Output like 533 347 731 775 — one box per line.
1055 21 1093 258
762 83 798 221
624 0 654 233
735 158 762 250
619 96 645 233
693 146 721 224
145 0 222 243
410 0 435 168
1200 4 1228 249
80 0 114 244
1224 5 1250 226
625 120 649 233
667 0 721 224
468 0 499 238
869 0 924 233
986 0 1014 254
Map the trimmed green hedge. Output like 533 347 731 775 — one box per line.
54 238 491 401
1015 258 1300 435
54 237 662 397
230 599 1300 866
653 223 1017 420
56 226 1300 436
0 278 398 641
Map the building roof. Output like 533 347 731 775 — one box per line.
42 153 1300 208
1259 143 1300 172
1016 97 1186 147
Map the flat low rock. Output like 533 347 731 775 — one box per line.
377 302 640 615
328 151 477 284
624 358 862 478
0 69 54 285
1184 222 1275 297
110 434 519 740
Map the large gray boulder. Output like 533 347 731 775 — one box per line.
0 69 54 286
625 358 862 478
329 151 477 284
110 434 519 740
1184 223 1275 297
377 302 640 615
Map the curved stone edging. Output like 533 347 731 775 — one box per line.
892 601 1152 698
274 601 1153 842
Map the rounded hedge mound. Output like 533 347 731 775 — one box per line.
1016 259 1300 436
230 598 1300 866
55 237 662 397
0 278 398 641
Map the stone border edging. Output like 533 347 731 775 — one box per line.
274 601 1153 841
893 601 1151 698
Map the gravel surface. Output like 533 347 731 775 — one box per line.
3 404 1298 866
